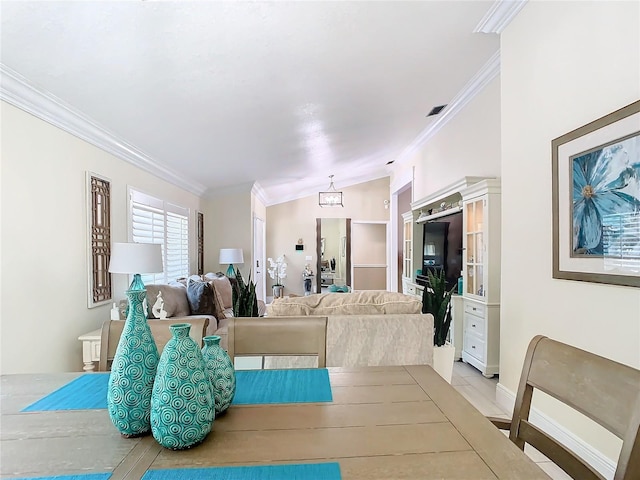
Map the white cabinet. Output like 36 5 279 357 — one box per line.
460 179 501 377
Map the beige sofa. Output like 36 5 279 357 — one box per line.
142 273 265 348
265 291 433 368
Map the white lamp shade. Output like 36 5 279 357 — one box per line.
219 248 244 264
109 243 163 274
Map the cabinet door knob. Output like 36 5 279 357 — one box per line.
471 345 476 349
472 324 476 328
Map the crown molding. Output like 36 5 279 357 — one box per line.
474 0 528 34
0 64 207 196
251 182 269 206
395 50 500 167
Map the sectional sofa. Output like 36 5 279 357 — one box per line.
265 291 433 368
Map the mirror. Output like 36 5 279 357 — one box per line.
316 218 351 293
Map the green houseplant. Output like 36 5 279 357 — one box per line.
422 268 456 383
232 269 258 317
421 268 456 347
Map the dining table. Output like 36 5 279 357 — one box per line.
1 365 550 479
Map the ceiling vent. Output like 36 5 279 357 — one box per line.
427 105 447 117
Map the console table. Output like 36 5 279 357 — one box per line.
78 328 101 371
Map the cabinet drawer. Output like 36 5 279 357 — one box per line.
464 332 486 362
464 301 485 318
464 313 485 338
405 283 416 295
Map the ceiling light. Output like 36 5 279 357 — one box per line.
319 175 343 208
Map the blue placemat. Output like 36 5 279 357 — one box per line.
143 463 341 480
11 474 111 480
22 369 332 411
22 373 110 411
234 368 332 404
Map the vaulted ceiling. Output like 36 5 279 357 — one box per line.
0 1 505 204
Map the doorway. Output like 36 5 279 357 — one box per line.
253 215 266 302
351 221 389 290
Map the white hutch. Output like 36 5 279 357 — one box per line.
402 177 501 376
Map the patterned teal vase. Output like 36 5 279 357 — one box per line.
202 335 236 416
151 323 214 450
107 288 159 437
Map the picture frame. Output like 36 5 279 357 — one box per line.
552 100 640 287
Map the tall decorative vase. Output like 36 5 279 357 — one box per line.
151 323 214 450
107 288 159 437
202 335 236 416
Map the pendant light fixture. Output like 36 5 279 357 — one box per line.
318 175 343 207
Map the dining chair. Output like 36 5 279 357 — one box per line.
227 316 327 368
98 318 209 371
489 335 640 480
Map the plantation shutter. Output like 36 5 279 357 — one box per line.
130 190 190 284
165 205 189 281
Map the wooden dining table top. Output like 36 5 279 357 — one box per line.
1 365 550 479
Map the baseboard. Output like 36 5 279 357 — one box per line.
495 383 616 480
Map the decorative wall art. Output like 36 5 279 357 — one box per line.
197 211 204 275
552 100 640 287
87 172 112 307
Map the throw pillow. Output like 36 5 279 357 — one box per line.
207 274 234 310
146 284 191 318
186 279 217 316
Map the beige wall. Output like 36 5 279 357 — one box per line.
202 188 253 278
1 102 203 374
500 0 640 462
202 188 265 286
266 177 390 296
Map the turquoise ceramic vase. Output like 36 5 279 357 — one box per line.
151 323 214 450
107 287 159 437
202 335 236 416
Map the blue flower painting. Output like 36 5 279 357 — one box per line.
572 133 640 256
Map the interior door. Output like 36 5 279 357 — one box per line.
253 216 266 302
351 222 388 290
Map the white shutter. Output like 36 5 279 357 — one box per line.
165 211 189 280
129 189 190 284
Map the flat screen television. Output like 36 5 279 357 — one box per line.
420 211 463 291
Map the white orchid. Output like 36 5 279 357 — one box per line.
267 255 287 286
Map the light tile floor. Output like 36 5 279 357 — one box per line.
452 361 572 480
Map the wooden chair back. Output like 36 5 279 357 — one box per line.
227 316 327 368
493 335 640 480
98 318 209 371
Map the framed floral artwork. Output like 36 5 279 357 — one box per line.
552 100 640 287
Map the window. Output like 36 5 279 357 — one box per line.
129 189 190 284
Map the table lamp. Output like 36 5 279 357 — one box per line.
109 242 163 292
106 242 163 437
219 248 244 278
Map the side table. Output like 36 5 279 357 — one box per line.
78 328 101 371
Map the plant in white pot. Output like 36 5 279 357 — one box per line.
267 255 287 299
422 269 456 383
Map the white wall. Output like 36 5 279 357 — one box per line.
1 102 202 374
410 75 502 199
500 0 640 463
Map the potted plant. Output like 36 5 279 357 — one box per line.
422 268 456 383
232 269 258 317
267 255 287 298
